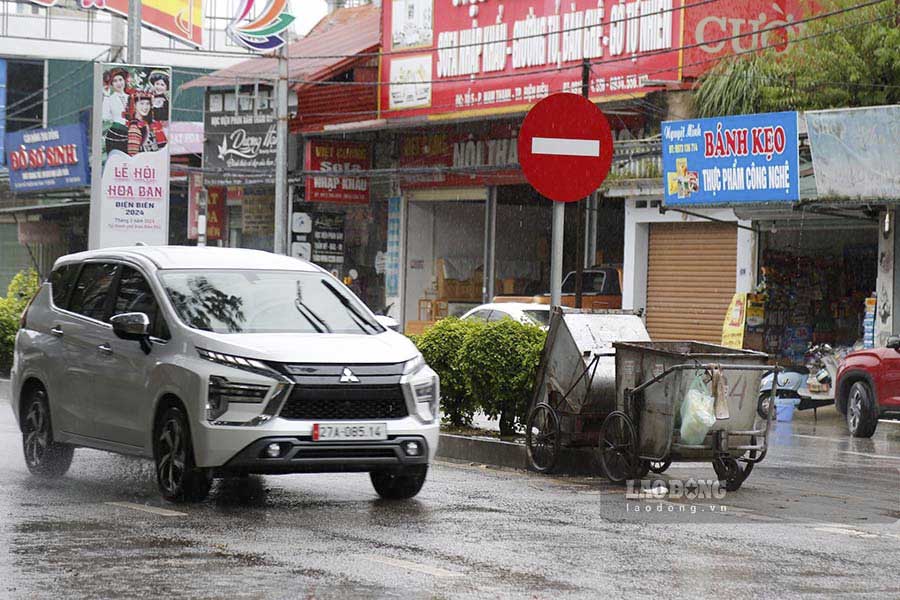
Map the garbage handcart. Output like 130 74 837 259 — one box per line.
525 308 650 473
526 309 778 491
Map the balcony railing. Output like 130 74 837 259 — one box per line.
608 137 662 182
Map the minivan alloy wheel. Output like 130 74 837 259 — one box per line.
153 406 211 502
22 387 74 477
156 416 187 497
24 397 50 466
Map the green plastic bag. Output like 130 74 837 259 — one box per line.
680 371 716 445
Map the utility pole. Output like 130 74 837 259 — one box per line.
274 47 289 255
574 58 590 309
127 0 141 63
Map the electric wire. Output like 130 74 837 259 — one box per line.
6 0 892 130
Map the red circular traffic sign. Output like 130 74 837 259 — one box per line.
518 94 614 202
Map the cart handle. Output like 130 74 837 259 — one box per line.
625 363 780 399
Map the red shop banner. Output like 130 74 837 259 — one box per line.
382 0 682 119
381 1 809 120
304 140 371 204
399 124 525 189
206 186 227 241
188 174 226 241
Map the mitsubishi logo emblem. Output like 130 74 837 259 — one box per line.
340 367 360 383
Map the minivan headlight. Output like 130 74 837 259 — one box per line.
207 376 270 421
403 354 425 375
197 348 278 377
405 366 440 423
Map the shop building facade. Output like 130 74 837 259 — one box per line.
179 0 832 345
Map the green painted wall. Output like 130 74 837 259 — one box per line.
0 224 33 293
45 61 210 127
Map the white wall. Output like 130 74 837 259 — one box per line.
404 200 435 323
623 199 756 313
878 210 894 346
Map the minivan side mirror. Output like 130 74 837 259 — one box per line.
374 315 400 332
887 335 900 350
111 312 150 341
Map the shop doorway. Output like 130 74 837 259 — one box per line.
758 223 877 363
404 199 486 333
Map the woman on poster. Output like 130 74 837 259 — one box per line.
102 67 131 155
149 70 170 123
126 91 168 156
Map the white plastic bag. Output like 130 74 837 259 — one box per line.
680 372 716 445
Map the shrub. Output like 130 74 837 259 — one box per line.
0 269 40 374
458 319 546 436
415 318 485 426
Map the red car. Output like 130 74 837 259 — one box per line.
835 337 900 437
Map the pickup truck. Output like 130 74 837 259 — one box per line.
493 267 622 310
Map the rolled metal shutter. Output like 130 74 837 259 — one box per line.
646 222 737 342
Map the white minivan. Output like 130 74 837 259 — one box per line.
10 246 439 502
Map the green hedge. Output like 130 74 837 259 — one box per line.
413 317 546 436
0 270 40 374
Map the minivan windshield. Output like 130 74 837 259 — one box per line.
159 270 384 335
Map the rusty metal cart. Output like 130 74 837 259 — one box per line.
525 307 650 474
597 341 777 491
526 310 778 491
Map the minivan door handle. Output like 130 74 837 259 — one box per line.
97 344 113 356
50 326 64 338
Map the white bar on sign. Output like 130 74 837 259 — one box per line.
532 137 600 157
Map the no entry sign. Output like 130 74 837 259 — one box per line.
518 94 614 202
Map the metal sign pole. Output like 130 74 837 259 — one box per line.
274 47 289 255
88 62 103 250
550 201 564 307
128 0 141 63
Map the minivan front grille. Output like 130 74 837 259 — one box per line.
279 385 408 420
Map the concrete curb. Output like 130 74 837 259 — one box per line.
436 433 529 470
436 433 601 476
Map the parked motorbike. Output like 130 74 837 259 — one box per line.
758 344 841 419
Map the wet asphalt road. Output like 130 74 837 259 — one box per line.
1 378 899 600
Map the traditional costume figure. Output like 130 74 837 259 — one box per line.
127 92 168 156
149 70 170 123
102 67 130 155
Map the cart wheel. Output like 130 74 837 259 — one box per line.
712 456 750 492
526 403 560 474
649 458 672 474
598 411 639 484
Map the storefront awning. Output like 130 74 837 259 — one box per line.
181 5 380 91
